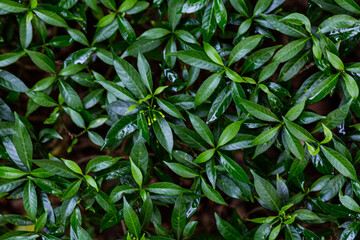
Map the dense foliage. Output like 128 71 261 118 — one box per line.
1 0 360 239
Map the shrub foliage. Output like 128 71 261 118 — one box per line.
1 0 360 239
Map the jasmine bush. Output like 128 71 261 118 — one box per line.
1 0 360 239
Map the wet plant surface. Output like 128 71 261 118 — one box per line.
1 0 360 239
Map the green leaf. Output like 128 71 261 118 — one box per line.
130 158 143 187
0 166 26 179
214 213 243 240
218 151 250 184
313 100 351 132
174 30 198 44
0 51 25 67
137 50 153 94
283 117 316 143
156 98 185 120
225 67 247 83
153 115 173 153
171 123 208 151
30 177 62 196
335 0 360 14
146 182 192 195
117 15 136 44
285 97 306 121
110 185 138 203
214 0 227 32
67 28 89 46
320 145 358 181
0 178 26 194
339 191 360 212
203 42 223 66
34 10 68 28
30 76 56 92
137 112 150 143
63 107 85 129
20 16 33 49
114 55 148 99
251 170 281 211
86 156 119 174
164 162 199 178
326 50 344 70
26 50 56 74
280 13 312 32
220 134 255 151
168 0 184 31
229 0 250 17
164 36 176 69
13 113 32 171
259 62 280 83
62 179 82 199
59 64 87 76
171 195 187 239
278 50 310 82
273 38 309 63
207 86 232 123
344 73 359 99
229 35 264 66
195 71 224 108
23 180 37 220
340 222 360 240
84 174 98 191
218 121 244 147
252 125 281 145
0 0 27 12
102 114 137 149
254 0 272 16
118 0 137 12
32 159 80 179
139 192 153 228
284 128 305 160
239 98 280 122
194 148 216 163
27 91 58 107
168 50 223 71
181 0 209 13
201 178 227 205
289 158 307 180
139 28 171 40
262 14 309 38
92 19 118 44
307 73 340 104
165 37 176 67
202 1 217 42
94 73 136 103
96 13 116 28
123 197 141 238
34 210 48 233
320 124 333 144
242 45 280 73
0 70 28 92
63 159 82 175
183 221 198 238
269 224 281 240
188 111 214 147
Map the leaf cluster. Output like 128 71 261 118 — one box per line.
1 0 360 239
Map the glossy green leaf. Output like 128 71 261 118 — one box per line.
23 180 37 220
321 146 357 181
251 170 281 211
201 178 227 205
123 197 141 238
229 35 264 66
239 98 280 122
